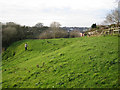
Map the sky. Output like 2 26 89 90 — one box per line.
0 0 117 27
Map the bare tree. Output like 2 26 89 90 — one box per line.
104 8 119 26
104 0 120 27
118 1 120 24
50 22 61 38
50 22 61 28
39 22 68 39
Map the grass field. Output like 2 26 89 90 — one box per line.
1 35 119 88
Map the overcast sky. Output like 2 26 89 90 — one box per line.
0 0 117 27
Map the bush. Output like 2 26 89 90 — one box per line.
69 30 81 38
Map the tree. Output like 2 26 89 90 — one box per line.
118 1 120 24
39 29 68 39
2 26 17 47
104 8 119 26
39 22 68 39
91 23 97 28
35 22 43 28
50 22 61 28
50 22 61 38
6 22 18 26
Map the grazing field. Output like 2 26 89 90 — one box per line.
2 36 119 88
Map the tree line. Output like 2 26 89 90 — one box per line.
2 22 84 49
2 22 48 48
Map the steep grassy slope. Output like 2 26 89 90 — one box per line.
2 36 119 88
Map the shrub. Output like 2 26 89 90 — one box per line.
69 30 81 38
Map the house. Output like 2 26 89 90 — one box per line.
80 32 84 37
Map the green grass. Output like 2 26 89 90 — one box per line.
2 35 119 88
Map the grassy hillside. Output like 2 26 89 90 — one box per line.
2 36 119 88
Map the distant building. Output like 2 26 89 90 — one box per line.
61 27 89 32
